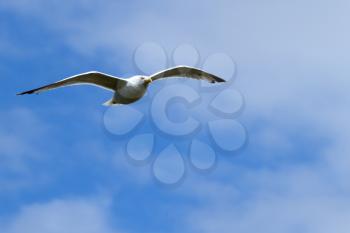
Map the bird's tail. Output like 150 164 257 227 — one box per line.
103 99 114 106
103 98 119 106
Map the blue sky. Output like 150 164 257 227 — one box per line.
1 0 350 232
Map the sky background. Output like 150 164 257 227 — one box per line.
1 0 350 232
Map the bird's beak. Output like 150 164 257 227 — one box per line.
144 78 153 84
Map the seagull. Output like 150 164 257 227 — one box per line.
17 65 225 106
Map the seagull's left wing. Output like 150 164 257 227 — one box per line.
17 71 125 95
149 66 225 83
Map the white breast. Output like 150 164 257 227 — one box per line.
117 79 147 99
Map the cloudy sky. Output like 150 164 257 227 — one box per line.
1 0 350 232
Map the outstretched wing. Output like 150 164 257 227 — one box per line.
17 71 126 95
149 66 225 83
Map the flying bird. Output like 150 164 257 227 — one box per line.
17 66 225 106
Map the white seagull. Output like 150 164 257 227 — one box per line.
17 65 225 106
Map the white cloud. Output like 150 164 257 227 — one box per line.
0 197 123 233
180 163 350 233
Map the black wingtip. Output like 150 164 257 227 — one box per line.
214 76 226 83
17 90 35 95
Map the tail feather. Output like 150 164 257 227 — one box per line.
103 99 119 106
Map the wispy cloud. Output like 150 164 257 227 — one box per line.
0 108 53 194
0 196 125 233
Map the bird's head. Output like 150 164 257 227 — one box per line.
139 76 153 86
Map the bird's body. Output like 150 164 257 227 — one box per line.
106 75 148 105
18 66 225 105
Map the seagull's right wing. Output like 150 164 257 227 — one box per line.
149 66 226 83
17 71 126 95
